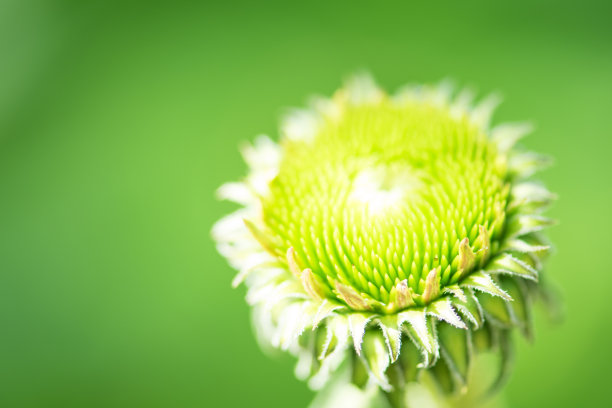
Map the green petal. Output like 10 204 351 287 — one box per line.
508 152 552 179
243 218 281 256
361 330 391 390
487 329 514 396
491 122 532 152
351 352 370 389
398 309 434 354
443 285 467 302
286 246 303 278
485 253 538 281
231 253 279 288
451 289 484 328
302 268 328 299
274 302 308 350
398 336 422 383
438 322 471 385
422 266 441 303
474 225 491 267
427 298 467 329
430 353 455 394
476 292 514 327
312 299 345 329
500 277 533 339
335 281 371 311
348 313 375 356
501 237 550 254
295 333 317 380
308 317 350 390
385 364 407 407
247 280 304 306
506 214 555 238
508 182 557 213
456 238 476 279
393 279 417 309
315 325 337 360
378 316 402 363
472 324 494 353
470 93 501 128
460 271 512 301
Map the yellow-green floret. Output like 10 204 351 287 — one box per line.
261 101 508 312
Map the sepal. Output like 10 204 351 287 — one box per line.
361 330 392 391
506 214 555 238
398 336 422 383
427 298 467 329
485 253 538 281
501 237 550 255
438 323 471 386
313 300 346 329
487 329 514 396
335 281 371 311
499 277 533 339
508 152 552 179
456 238 476 279
422 266 441 303
450 289 484 329
378 316 403 363
244 218 281 256
491 122 532 153
348 313 375 356
429 354 456 394
508 182 557 213
460 271 512 301
397 310 435 355
475 291 514 328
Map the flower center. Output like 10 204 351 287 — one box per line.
349 165 423 216
260 100 509 311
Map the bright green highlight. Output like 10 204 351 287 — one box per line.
262 100 509 311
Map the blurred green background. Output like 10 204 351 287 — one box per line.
1 0 611 407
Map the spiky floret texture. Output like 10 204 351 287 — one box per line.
213 75 555 407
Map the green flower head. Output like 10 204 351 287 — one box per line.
213 75 555 407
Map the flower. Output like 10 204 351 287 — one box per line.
212 74 555 407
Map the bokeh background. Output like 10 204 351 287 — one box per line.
1 0 611 407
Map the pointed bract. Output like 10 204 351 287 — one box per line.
475 225 491 266
302 268 327 299
508 152 553 179
244 218 278 256
507 214 556 238
398 310 434 354
312 299 345 329
427 298 467 329
443 285 468 303
423 266 441 303
286 246 303 278
348 313 375 356
451 289 484 328
395 279 417 309
486 253 538 281
335 281 371 311
438 322 471 385
361 330 391 391
502 238 550 254
457 238 476 277
378 316 403 363
491 122 532 152
460 271 512 301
